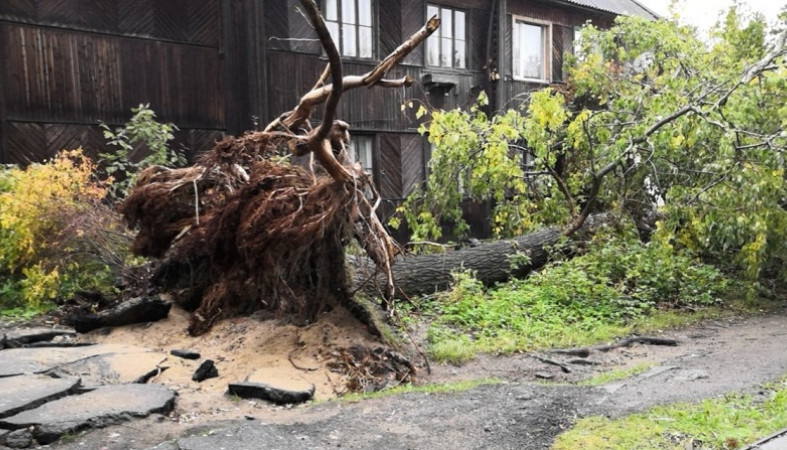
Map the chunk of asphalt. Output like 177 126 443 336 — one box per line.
46 351 168 388
0 344 149 378
0 384 175 445
0 374 81 419
0 328 76 349
227 382 315 405
170 349 201 360
2 428 33 449
192 360 218 382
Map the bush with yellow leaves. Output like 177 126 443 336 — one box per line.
0 149 133 314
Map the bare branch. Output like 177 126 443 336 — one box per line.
264 15 438 134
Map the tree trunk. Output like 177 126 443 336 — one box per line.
356 215 608 299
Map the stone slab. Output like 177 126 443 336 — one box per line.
744 427 787 449
0 384 176 444
51 352 167 388
0 374 81 419
0 344 148 377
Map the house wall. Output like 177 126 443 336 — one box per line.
0 0 620 238
0 0 237 164
502 0 614 108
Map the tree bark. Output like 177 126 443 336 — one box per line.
356 215 608 299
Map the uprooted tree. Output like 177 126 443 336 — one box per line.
120 0 438 335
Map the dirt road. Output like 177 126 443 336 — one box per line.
38 304 787 450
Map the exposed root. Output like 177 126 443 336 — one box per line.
329 345 416 394
120 129 398 335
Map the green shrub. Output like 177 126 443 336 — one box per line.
0 149 133 314
100 103 186 198
421 238 728 362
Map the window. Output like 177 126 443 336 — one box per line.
513 17 551 82
350 135 374 174
325 0 374 58
426 4 466 69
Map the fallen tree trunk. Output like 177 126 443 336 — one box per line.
355 214 609 299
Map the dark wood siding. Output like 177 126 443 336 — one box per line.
379 133 404 199
0 0 226 164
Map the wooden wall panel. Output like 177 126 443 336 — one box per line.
379 0 402 58
1 23 223 128
0 0 37 20
0 0 220 46
401 0 424 66
6 122 47 164
379 133 403 200
44 123 106 160
552 23 564 82
264 0 290 51
400 133 424 197
287 0 320 53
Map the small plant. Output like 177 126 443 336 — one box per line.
578 363 653 387
99 104 186 197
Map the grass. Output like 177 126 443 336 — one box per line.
552 377 787 449
399 243 772 365
332 378 504 403
577 363 654 387
421 297 768 365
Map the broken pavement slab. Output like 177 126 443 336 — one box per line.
0 344 149 378
0 374 81 419
235 369 316 404
0 384 176 445
0 328 76 349
49 351 169 388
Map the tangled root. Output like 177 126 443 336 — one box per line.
120 128 397 335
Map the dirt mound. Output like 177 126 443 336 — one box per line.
72 304 409 424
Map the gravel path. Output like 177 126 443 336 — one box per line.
26 305 785 450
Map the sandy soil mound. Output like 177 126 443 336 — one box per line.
73 304 386 424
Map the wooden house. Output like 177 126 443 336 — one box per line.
0 0 656 222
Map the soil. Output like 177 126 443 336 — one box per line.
11 302 787 449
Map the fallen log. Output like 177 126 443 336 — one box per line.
355 214 610 299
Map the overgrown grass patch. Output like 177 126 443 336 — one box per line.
401 238 737 364
577 363 654 387
553 377 787 449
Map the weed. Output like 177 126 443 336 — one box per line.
553 377 787 449
577 363 653 387
100 104 186 198
0 149 132 315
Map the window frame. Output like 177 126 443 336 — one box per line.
425 4 468 70
350 134 375 175
323 0 376 60
511 15 552 83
